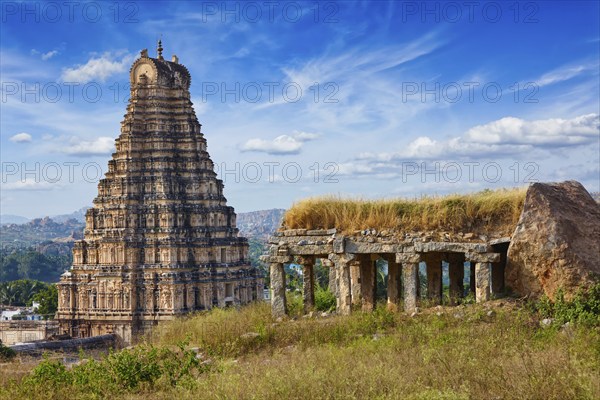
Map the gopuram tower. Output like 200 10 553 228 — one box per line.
57 42 263 343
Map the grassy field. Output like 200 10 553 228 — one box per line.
1 296 599 400
282 187 527 235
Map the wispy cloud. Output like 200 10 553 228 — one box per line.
533 61 599 87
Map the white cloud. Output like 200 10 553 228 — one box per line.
9 132 32 143
41 50 59 60
56 137 115 156
61 52 135 83
352 114 600 168
240 131 319 155
464 113 599 147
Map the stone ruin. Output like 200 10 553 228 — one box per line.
56 42 264 344
262 181 600 317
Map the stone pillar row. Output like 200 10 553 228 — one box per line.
267 251 500 318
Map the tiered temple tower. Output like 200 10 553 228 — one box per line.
57 42 263 343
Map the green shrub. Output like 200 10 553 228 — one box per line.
314 285 336 312
26 357 71 388
285 292 304 316
536 283 600 327
0 342 16 361
16 341 206 398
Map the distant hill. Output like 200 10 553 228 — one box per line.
0 217 84 253
237 209 285 242
52 207 89 223
0 208 286 251
591 192 600 203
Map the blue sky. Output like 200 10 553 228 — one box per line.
1 0 599 218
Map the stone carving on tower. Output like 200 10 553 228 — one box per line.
56 42 264 343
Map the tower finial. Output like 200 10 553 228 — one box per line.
157 39 164 60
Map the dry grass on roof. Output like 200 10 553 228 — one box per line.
283 187 527 234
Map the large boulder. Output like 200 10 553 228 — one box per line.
506 181 600 299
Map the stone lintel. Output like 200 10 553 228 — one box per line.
414 241 488 253
343 240 405 254
259 255 293 263
287 245 333 256
465 252 500 263
396 252 421 263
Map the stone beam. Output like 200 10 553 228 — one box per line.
344 240 406 254
414 242 488 253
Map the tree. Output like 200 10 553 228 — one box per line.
31 284 58 319
0 279 50 306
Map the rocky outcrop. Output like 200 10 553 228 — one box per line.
506 181 600 299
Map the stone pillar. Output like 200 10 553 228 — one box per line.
475 262 491 303
350 260 362 306
329 253 356 315
397 253 421 313
360 255 376 312
270 262 287 318
448 253 465 305
326 259 338 299
424 253 442 305
466 253 499 303
385 256 400 312
298 256 315 314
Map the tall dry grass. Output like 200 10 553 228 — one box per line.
283 187 527 234
2 301 599 400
